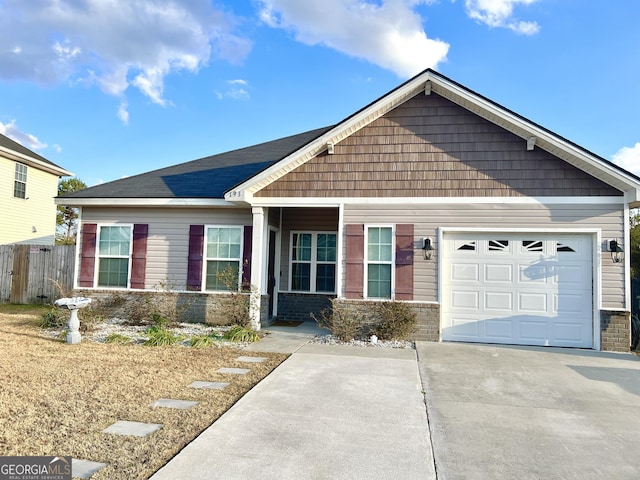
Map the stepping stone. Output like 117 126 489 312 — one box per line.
236 355 267 363
72 459 108 479
102 420 162 437
189 381 229 390
150 398 198 410
217 367 250 375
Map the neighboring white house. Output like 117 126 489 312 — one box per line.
59 69 640 351
1 133 72 245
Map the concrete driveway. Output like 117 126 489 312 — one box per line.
416 342 640 480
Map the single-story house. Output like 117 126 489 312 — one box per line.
58 69 640 352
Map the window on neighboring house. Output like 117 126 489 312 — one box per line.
366 226 393 299
205 226 243 291
290 232 337 293
97 225 132 287
14 163 27 199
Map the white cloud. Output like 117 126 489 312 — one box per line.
117 102 130 125
464 0 540 34
216 79 250 100
612 143 640 177
0 0 252 109
0 120 47 151
257 0 449 78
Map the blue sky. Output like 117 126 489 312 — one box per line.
1 0 640 187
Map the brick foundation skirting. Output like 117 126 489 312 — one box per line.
334 299 440 342
74 289 253 325
600 310 631 352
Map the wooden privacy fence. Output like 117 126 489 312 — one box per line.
0 244 75 304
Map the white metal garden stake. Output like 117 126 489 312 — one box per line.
54 297 92 344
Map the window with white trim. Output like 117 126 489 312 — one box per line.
290 232 337 293
205 226 243 291
14 163 27 199
97 225 132 287
366 226 393 299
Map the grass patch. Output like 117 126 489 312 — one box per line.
104 333 132 345
0 305 286 480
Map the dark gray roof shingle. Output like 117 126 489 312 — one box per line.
62 126 333 199
0 132 65 168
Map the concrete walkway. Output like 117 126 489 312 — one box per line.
417 342 640 480
150 337 435 480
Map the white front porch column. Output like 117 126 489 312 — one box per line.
250 207 265 330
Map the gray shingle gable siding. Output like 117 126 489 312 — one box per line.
62 126 333 199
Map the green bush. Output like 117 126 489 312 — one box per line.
40 308 68 329
143 326 183 346
189 333 223 348
370 301 417 340
223 325 260 343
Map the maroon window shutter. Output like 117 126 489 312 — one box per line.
345 224 364 299
78 223 97 287
242 226 253 290
187 225 204 291
130 224 148 289
395 224 414 300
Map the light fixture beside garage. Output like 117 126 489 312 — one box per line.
608 239 623 263
422 237 434 260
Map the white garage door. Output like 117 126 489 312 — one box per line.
442 233 593 348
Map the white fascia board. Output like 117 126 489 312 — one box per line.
0 146 73 176
54 197 239 208
441 226 601 234
429 76 640 192
250 196 625 207
225 72 431 201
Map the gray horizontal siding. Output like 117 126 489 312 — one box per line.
343 202 625 309
80 207 252 290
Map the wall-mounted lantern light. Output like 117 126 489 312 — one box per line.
609 239 623 263
423 237 434 260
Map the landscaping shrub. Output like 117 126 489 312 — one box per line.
311 299 364 341
223 325 260 343
143 326 183 346
213 266 258 328
370 301 417 340
189 333 223 348
39 308 68 329
127 280 189 326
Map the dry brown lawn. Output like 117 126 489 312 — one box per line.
0 305 287 480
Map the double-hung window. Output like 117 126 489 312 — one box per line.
97 225 132 287
366 226 393 298
290 232 337 293
205 226 243 291
14 163 27 199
